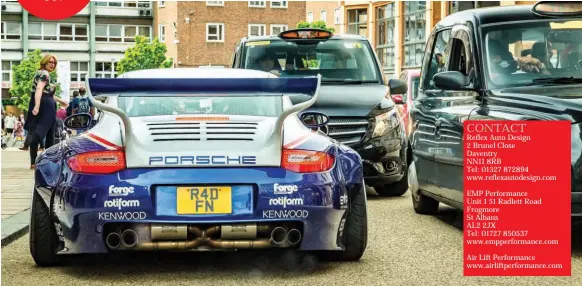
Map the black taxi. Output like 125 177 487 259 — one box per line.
408 1 582 223
230 29 411 197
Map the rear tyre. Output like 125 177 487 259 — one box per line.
409 161 439 214
316 182 368 262
29 190 60 267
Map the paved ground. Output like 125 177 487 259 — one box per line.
1 149 35 245
1 150 34 219
2 190 581 285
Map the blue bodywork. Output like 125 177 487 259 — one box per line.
33 75 365 254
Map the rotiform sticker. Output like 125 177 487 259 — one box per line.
18 0 90 20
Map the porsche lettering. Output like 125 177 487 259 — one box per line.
148 155 257 165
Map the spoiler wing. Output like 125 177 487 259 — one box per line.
85 75 322 151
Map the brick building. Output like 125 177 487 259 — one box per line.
307 0 536 80
154 0 306 67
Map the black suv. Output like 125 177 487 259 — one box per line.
231 29 410 197
408 2 582 223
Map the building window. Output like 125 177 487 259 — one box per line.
206 1 224 6
307 12 313 23
249 1 266 8
206 23 224 42
376 3 396 70
95 62 117 78
70 62 89 83
95 24 151 42
159 24 165 41
270 1 287 9
1 22 21 40
449 1 500 14
248 24 266 37
56 24 88 41
270 24 287 36
320 10 327 24
334 8 341 24
403 1 426 67
2 61 20 82
347 9 367 37
28 22 56 41
28 23 88 41
159 1 165 7
95 1 152 8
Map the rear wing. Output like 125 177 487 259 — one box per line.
84 75 322 148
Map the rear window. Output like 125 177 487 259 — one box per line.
117 96 282 118
242 39 380 83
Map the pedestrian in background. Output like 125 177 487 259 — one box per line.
4 112 15 136
70 87 94 117
23 54 68 169
66 90 79 117
57 104 67 120
1 109 5 136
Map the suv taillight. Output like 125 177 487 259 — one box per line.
66 150 126 174
281 149 334 173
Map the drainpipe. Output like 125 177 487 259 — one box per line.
22 9 28 58
89 2 96 78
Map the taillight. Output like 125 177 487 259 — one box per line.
281 149 334 173
66 151 126 174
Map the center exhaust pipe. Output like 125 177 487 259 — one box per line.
270 227 288 245
121 229 138 248
106 232 121 249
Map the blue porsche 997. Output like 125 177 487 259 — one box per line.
29 68 368 266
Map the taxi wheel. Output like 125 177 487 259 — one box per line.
29 190 60 267
316 182 368 261
409 161 439 215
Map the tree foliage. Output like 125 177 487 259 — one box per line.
296 20 335 33
9 49 60 111
116 36 173 75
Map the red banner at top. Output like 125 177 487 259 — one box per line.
18 0 90 20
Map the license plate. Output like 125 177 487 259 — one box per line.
176 186 232 214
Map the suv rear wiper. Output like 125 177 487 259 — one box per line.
526 77 582 86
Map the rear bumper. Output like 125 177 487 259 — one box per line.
43 166 360 254
356 133 406 186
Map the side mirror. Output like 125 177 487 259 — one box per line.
388 79 408 95
391 94 404 104
433 71 470 90
64 113 93 130
299 112 329 128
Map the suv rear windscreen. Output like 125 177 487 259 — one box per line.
242 39 381 83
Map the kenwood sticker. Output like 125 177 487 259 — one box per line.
98 211 147 220
263 210 309 219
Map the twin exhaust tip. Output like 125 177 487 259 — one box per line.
270 227 302 245
106 226 302 250
106 229 138 249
